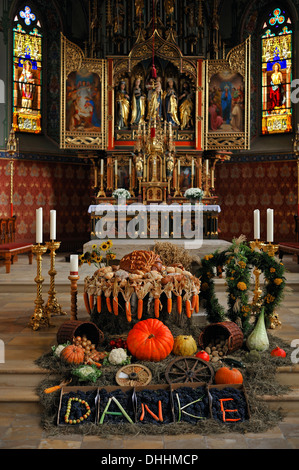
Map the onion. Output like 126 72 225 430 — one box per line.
246 308 269 352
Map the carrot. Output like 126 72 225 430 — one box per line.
191 294 197 311
113 296 118 316
154 298 160 318
195 294 199 313
89 294 95 310
125 301 132 322
84 292 91 314
106 296 112 313
140 403 145 421
97 295 102 314
167 297 172 314
176 295 182 315
44 385 61 394
144 404 159 421
185 299 192 318
137 299 143 319
158 400 163 422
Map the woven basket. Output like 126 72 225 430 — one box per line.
56 320 104 347
198 321 244 354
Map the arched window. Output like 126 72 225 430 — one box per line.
261 6 293 135
12 5 42 134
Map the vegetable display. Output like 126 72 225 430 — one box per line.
172 335 197 356
214 367 244 385
246 308 269 352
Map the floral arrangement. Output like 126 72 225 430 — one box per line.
79 240 116 268
184 188 204 202
112 188 131 201
196 236 286 333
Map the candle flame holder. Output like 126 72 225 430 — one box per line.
45 240 66 318
68 274 80 321
97 172 106 197
29 243 51 331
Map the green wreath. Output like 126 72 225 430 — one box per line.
196 237 286 333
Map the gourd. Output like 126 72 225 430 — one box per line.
214 366 243 385
126 318 174 362
246 307 269 352
271 346 286 358
172 335 197 356
60 345 85 364
195 350 210 362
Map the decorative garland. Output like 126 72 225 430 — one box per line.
196 237 286 333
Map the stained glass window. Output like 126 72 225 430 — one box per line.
261 7 293 135
12 6 42 133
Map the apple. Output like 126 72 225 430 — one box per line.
195 350 210 362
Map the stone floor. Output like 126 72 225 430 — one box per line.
0 251 299 450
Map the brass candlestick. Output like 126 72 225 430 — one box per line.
68 274 80 321
261 242 279 258
29 243 50 331
45 240 66 318
97 172 106 197
249 240 264 306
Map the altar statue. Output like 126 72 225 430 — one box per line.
166 150 175 178
131 77 146 125
178 81 194 129
146 77 163 121
164 78 180 126
115 80 130 129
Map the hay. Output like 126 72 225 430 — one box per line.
153 241 200 270
35 326 291 437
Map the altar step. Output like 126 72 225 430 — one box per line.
0 364 299 416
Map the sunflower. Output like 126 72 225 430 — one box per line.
106 240 113 249
106 253 116 260
100 242 109 251
92 244 97 250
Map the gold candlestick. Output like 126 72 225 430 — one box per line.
261 242 279 258
29 243 50 331
45 240 66 318
97 172 106 197
68 274 80 321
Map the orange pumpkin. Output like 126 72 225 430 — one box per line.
126 318 174 362
60 345 85 364
214 366 243 385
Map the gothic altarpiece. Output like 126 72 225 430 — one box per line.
59 1 251 239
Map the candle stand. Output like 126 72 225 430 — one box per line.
68 274 80 321
45 240 66 318
29 243 50 331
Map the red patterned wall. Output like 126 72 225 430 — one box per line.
0 159 91 249
215 160 298 243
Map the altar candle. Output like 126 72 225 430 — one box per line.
178 159 180 175
115 159 118 176
50 210 56 240
211 169 215 188
267 209 274 243
253 209 260 240
191 159 194 176
129 158 132 175
205 159 209 175
101 159 104 175
70 254 78 275
36 208 43 244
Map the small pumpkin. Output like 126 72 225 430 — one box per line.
172 335 197 356
214 366 243 385
271 346 286 358
60 345 85 364
126 318 174 362
195 350 210 362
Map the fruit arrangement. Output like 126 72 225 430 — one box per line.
58 335 108 367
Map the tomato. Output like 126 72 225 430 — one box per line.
271 346 286 358
195 350 210 362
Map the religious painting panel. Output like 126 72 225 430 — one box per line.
12 6 42 134
261 8 293 135
204 38 251 151
60 35 107 150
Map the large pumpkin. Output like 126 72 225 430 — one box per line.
172 335 197 356
60 345 85 364
126 319 174 362
214 366 243 385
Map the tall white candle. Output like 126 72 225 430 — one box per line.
267 209 274 243
50 210 56 240
191 159 194 176
253 209 260 240
129 158 132 175
36 208 43 244
178 160 180 175
211 169 215 188
101 159 104 175
70 254 78 274
205 159 209 175
115 159 118 176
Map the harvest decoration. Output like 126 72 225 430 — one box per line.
214 366 244 385
83 250 201 323
79 240 115 268
196 237 286 331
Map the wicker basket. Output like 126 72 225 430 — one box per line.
198 321 244 354
56 320 104 347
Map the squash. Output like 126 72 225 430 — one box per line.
214 366 243 385
60 345 85 365
126 318 174 362
172 335 197 356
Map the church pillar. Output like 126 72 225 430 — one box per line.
107 58 114 150
196 59 203 151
